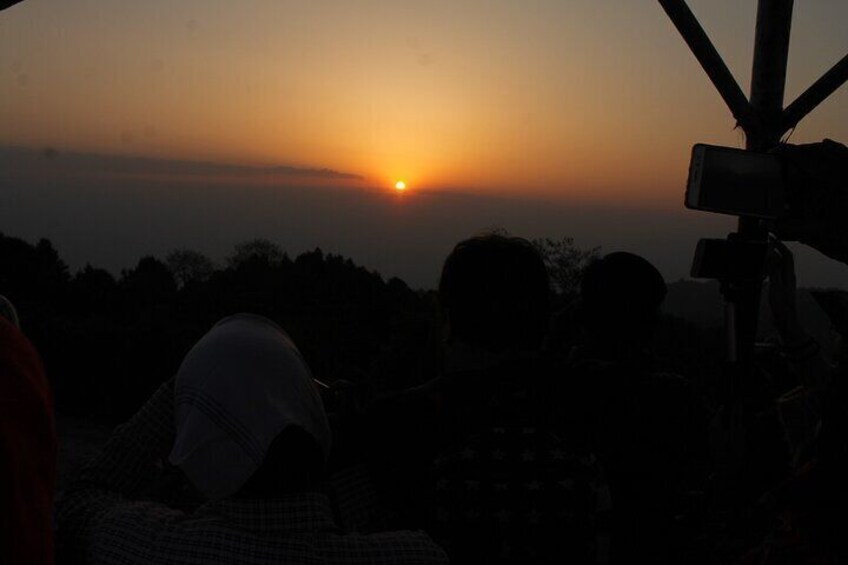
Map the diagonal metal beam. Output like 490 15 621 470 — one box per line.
782 53 848 133
0 1 27 11
657 0 755 132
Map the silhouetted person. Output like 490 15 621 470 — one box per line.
574 251 668 361
57 314 447 565
0 296 57 565
438 233 551 359
741 340 848 564
566 252 710 564
345 234 610 564
740 243 847 563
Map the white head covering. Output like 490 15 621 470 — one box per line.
169 313 331 500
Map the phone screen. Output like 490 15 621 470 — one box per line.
686 144 784 218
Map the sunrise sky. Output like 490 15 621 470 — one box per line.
1 0 847 287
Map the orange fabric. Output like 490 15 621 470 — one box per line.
0 316 57 565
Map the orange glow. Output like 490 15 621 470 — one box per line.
1 1 846 207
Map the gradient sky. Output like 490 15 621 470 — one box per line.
1 1 847 287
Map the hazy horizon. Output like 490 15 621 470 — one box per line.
3 145 848 291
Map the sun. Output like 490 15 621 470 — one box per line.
394 180 407 191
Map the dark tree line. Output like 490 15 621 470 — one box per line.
0 234 440 421
1 232 722 422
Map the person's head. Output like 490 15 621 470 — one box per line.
169 314 331 500
438 233 551 353
578 252 666 347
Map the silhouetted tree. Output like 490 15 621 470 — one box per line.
70 265 117 315
227 238 285 268
532 236 599 300
121 257 176 295
0 234 69 296
119 257 177 321
35 238 70 283
0 233 71 329
166 249 216 288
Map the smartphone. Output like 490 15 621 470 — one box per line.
690 237 767 280
686 144 785 219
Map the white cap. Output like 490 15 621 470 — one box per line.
169 314 331 500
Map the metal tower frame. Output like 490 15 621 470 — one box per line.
658 0 848 369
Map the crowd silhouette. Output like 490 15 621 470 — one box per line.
2 141 848 565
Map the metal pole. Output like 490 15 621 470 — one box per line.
732 0 794 367
748 0 794 148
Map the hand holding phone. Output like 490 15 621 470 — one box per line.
774 139 848 265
